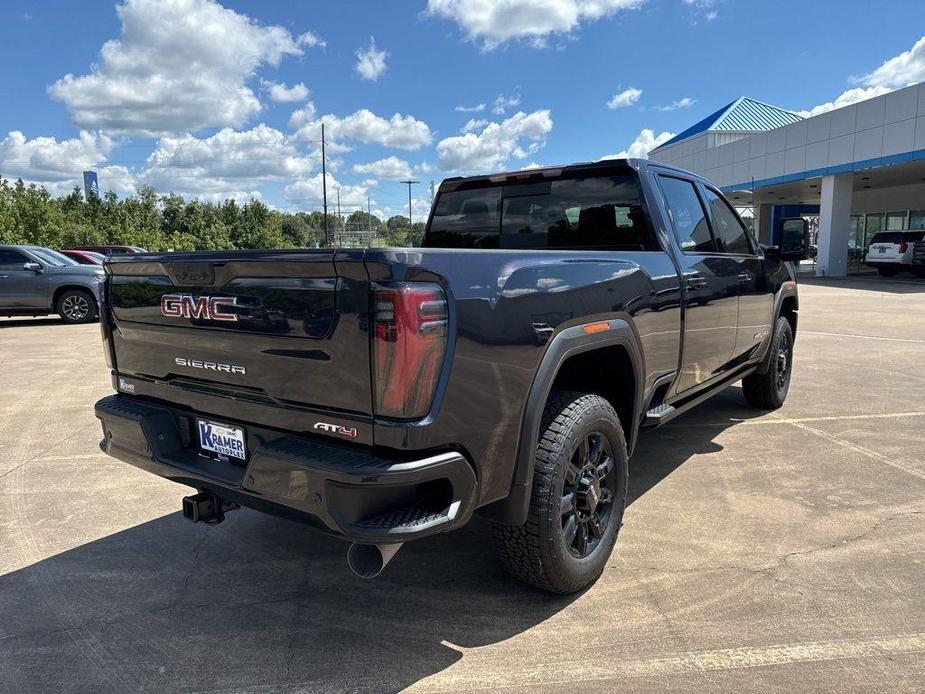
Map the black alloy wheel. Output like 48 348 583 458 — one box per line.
561 431 617 558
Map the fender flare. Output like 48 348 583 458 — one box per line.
483 318 645 525
756 280 799 374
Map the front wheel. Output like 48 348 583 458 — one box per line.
742 316 793 410
491 391 628 594
56 289 98 324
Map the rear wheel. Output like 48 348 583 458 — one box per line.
878 266 898 277
742 316 793 410
491 391 628 594
56 289 97 324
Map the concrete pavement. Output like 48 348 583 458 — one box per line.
1 277 924 692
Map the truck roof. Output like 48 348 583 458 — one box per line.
437 158 701 192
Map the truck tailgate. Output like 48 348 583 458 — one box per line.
105 250 373 421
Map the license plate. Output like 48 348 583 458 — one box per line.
879 247 887 253
197 419 247 461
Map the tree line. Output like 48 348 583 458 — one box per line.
0 177 425 251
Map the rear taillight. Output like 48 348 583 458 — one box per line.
899 241 909 253
372 283 448 419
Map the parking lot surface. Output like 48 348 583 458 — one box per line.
1 277 924 693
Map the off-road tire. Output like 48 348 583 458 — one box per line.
742 316 793 410
491 391 628 594
56 289 98 324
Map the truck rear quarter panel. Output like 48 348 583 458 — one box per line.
366 248 682 506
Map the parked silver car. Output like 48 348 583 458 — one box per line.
0 245 104 323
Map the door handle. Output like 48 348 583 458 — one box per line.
737 272 752 283
686 276 709 290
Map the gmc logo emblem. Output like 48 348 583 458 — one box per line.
161 294 238 322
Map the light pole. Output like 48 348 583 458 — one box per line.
401 179 419 243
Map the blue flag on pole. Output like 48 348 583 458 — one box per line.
83 170 99 199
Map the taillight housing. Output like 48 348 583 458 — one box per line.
899 241 909 253
372 282 448 419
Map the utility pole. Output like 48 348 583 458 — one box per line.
401 180 419 242
336 187 341 245
321 122 329 247
367 196 373 248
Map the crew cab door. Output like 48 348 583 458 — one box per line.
0 249 47 309
656 175 739 394
699 184 773 362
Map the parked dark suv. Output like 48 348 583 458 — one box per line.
0 245 104 323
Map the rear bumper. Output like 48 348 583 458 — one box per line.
94 395 477 543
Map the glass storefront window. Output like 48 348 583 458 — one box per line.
864 213 884 247
886 212 907 230
849 215 864 249
909 210 925 230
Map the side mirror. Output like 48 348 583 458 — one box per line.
768 217 810 261
23 261 43 274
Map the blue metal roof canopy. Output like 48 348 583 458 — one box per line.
653 97 803 150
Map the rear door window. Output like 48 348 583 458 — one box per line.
658 176 717 253
0 250 28 270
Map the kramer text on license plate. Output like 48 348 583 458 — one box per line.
198 419 246 460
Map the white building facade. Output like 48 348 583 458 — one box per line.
649 85 925 277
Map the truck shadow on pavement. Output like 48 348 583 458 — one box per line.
0 394 756 693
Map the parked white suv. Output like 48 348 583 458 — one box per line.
865 230 925 277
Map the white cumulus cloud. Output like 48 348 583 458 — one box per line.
284 172 369 209
436 109 553 172
455 103 486 113
607 87 642 109
798 35 925 117
352 156 414 181
143 125 316 191
601 128 674 159
355 37 388 81
47 0 307 136
0 130 114 194
426 0 644 49
654 97 696 111
264 81 309 103
297 31 326 49
293 109 433 151
493 91 521 114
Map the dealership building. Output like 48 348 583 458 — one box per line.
648 82 925 276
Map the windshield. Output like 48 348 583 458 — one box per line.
424 173 657 251
86 252 106 262
29 247 78 266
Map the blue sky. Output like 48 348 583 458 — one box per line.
1 0 924 219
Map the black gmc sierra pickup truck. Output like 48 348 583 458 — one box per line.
94 159 808 594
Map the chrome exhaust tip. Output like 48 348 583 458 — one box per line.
346 542 404 578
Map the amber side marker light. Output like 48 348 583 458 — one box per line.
582 322 610 334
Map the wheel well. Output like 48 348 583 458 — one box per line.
780 296 797 335
549 346 636 444
52 285 94 308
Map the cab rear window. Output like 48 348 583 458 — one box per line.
424 174 657 251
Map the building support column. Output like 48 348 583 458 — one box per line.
816 173 853 277
755 203 773 245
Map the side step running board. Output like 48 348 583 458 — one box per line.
642 403 676 428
